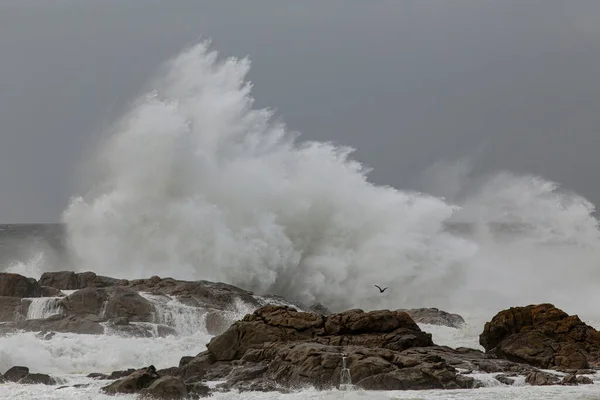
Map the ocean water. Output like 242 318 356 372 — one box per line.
3 40 600 398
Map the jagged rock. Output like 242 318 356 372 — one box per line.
561 374 578 386
0 373 5 383
495 374 515 385
139 376 188 399
0 296 28 322
577 375 594 384
525 371 561 386
60 287 154 322
178 357 193 368
19 373 56 385
480 304 600 369
39 271 121 290
186 383 211 397
0 273 40 298
207 306 432 362
4 366 30 382
184 306 490 391
101 365 160 394
398 308 465 328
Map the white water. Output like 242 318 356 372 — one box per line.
58 40 600 321
25 297 64 320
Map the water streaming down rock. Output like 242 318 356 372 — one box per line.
142 294 210 336
25 297 63 320
339 354 354 391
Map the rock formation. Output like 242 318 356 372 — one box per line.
480 303 600 369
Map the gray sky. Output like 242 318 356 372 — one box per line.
1 0 600 222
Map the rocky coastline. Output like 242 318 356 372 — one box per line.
1 271 599 398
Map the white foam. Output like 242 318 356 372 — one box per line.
25 297 64 320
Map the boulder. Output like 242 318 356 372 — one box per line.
525 371 561 386
39 271 121 290
19 373 56 385
60 287 154 322
207 306 432 362
480 304 600 369
399 308 465 328
101 365 160 395
4 366 29 382
0 296 28 322
0 273 40 298
138 376 188 399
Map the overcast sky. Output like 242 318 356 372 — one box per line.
1 0 600 222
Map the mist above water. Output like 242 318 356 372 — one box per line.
60 41 600 316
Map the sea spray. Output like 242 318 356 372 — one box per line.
61 40 600 319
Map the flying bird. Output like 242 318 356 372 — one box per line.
374 285 388 293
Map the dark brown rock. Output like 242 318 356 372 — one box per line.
525 371 561 386
101 365 160 394
60 287 154 322
4 366 29 382
495 374 515 385
19 373 56 385
39 271 120 290
0 296 28 322
398 308 465 328
207 306 432 362
577 375 593 384
139 376 188 399
480 304 600 369
0 273 40 298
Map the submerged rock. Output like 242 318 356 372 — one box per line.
480 303 600 369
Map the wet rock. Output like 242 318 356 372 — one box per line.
179 357 193 368
495 374 515 385
101 365 160 394
19 373 56 385
139 376 188 399
0 273 40 298
60 287 154 322
186 382 211 397
577 375 594 384
56 383 91 389
0 296 28 322
480 303 600 369
36 331 56 340
525 371 561 386
207 306 432 362
39 271 120 290
4 366 30 382
561 374 578 386
398 308 465 328
88 368 137 380
0 373 5 383
39 271 79 290
176 351 216 381
40 286 64 297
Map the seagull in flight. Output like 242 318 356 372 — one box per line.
374 285 388 293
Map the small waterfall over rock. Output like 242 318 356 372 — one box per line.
25 297 63 320
339 354 354 391
142 293 209 336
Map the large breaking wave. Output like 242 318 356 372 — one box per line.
62 41 600 315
